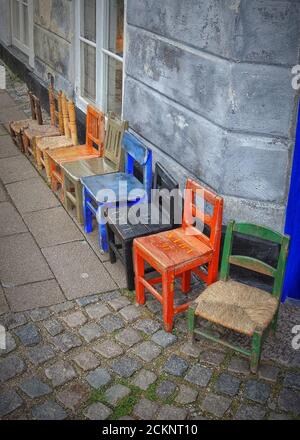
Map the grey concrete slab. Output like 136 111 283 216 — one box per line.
6 178 60 214
0 125 8 136
42 241 117 300
0 106 27 124
23 207 83 248
0 156 38 184
4 280 65 312
103 261 127 289
83 228 110 262
0 92 19 108
0 202 28 237
0 183 7 202
0 285 9 315
0 233 53 287
0 135 20 158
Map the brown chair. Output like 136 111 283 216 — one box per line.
22 84 64 160
35 94 78 175
9 91 43 152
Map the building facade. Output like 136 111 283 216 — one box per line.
0 0 299 235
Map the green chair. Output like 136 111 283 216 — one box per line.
188 221 290 373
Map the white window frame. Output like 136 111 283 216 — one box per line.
10 0 34 67
75 0 125 117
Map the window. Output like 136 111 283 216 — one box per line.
75 0 125 116
11 0 34 65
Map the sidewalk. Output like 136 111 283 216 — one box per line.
0 66 299 420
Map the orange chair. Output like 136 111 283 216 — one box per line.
45 105 105 194
133 179 224 332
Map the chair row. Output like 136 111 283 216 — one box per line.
9 87 290 373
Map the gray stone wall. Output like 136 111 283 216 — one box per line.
0 0 11 46
33 0 74 94
124 0 300 231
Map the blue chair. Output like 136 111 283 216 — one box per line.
81 132 152 252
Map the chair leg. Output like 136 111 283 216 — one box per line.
63 175 72 213
188 305 196 343
97 206 108 252
182 270 191 294
270 309 279 335
83 188 93 234
44 153 52 184
36 147 43 171
207 258 219 285
162 271 175 333
106 224 117 264
134 248 145 305
124 241 135 291
18 132 25 153
250 331 262 374
75 181 84 225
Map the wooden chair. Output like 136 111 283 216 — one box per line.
188 221 290 373
106 162 181 290
35 94 78 176
81 131 152 253
9 91 43 152
61 113 128 224
22 85 64 159
45 105 105 189
133 179 223 332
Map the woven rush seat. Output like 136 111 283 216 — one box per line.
36 135 74 151
10 119 39 134
195 280 278 336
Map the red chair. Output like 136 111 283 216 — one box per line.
133 179 223 332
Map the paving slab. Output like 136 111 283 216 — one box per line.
103 260 127 289
0 106 27 126
0 135 20 158
0 202 27 237
0 183 7 201
6 177 60 214
0 233 53 287
0 155 38 184
23 207 83 248
32 400 67 420
0 285 9 315
5 279 64 312
0 92 20 109
42 241 117 299
0 124 8 136
56 383 90 411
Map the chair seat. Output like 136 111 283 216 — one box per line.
24 125 61 140
81 172 145 204
47 145 99 165
10 119 39 134
108 204 175 241
195 280 278 336
134 227 213 271
36 135 74 151
62 157 118 181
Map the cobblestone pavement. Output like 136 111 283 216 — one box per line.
0 63 299 420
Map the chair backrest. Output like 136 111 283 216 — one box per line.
152 162 181 225
182 179 223 251
220 221 290 299
61 93 70 138
104 112 128 168
28 91 43 125
67 100 78 145
49 86 64 134
85 105 105 155
123 131 152 200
